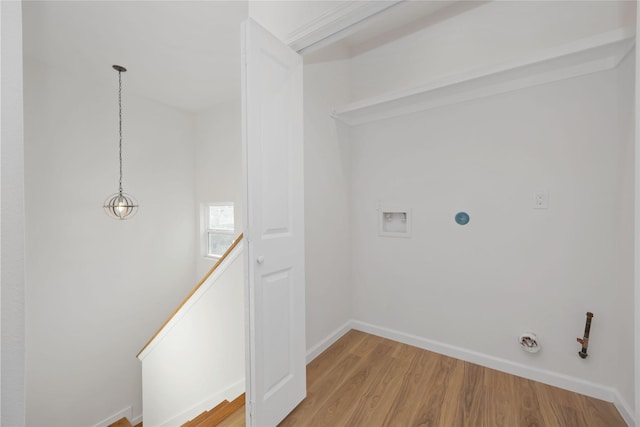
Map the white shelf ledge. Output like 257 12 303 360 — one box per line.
332 27 635 126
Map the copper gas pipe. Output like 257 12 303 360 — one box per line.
576 312 594 359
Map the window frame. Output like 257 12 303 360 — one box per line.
203 202 235 260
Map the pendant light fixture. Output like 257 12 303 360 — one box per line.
104 65 138 220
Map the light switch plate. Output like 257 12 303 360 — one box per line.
534 191 549 209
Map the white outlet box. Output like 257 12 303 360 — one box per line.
378 204 412 238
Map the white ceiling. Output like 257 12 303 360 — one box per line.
22 1 248 112
21 0 462 112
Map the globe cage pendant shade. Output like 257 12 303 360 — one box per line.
104 191 138 220
104 65 138 220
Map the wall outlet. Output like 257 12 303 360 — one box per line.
534 191 549 209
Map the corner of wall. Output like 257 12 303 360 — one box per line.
303 54 355 352
612 389 636 427
635 6 640 423
1 1 26 425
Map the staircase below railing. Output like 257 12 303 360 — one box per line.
137 234 245 427
180 393 245 427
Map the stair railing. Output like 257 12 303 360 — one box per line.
137 233 245 427
137 233 244 358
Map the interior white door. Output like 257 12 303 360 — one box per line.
241 19 306 427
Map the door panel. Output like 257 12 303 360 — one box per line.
242 18 305 427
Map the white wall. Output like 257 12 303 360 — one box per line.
194 101 243 279
23 60 197 427
1 1 26 425
349 54 634 411
614 49 636 419
349 1 635 101
636 6 640 423
303 53 354 354
140 244 245 427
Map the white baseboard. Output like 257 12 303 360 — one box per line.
306 321 352 363
131 413 143 427
612 388 636 427
347 320 635 426
92 406 132 427
159 379 245 427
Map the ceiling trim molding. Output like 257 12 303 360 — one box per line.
285 1 403 54
332 27 636 126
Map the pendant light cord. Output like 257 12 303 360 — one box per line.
118 69 124 195
104 64 137 220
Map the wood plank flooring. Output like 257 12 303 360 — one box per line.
107 418 142 427
220 329 627 426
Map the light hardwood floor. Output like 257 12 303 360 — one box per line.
223 330 627 426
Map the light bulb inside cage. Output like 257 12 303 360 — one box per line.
103 192 138 220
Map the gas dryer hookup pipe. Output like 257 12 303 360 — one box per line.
576 312 594 359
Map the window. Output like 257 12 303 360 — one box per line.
205 203 235 259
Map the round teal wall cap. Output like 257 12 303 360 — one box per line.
455 212 470 225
